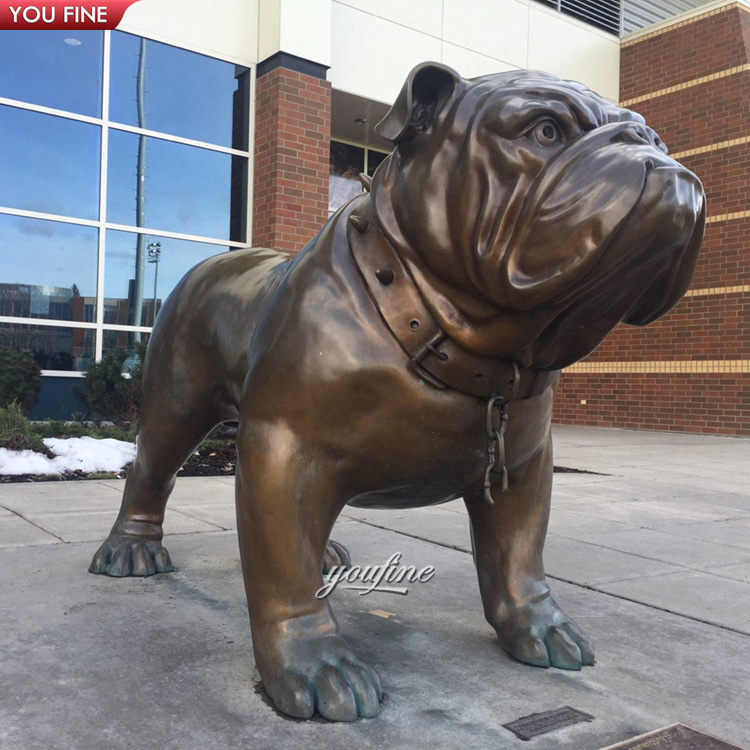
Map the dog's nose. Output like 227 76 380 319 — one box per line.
616 123 668 154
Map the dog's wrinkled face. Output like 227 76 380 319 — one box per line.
372 64 705 369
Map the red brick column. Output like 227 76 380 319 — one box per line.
554 2 750 435
253 58 331 254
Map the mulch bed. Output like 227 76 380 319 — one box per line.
179 444 237 477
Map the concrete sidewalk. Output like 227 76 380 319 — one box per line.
1 425 748 749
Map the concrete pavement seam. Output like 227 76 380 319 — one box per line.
345 517 750 639
169 507 229 531
551 532 750 571
567 573 750 638
0 504 65 543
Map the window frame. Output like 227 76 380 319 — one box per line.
0 30 255 377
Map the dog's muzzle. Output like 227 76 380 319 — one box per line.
501 121 705 318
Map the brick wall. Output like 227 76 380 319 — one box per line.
253 65 331 253
554 2 750 436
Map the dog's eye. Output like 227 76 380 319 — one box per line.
532 119 562 148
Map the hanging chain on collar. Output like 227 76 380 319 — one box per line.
482 365 520 504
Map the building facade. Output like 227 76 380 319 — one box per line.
0 0 746 434
554 0 750 435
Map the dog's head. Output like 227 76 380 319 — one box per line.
371 63 705 369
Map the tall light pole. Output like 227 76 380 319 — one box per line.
131 37 148 342
147 242 161 324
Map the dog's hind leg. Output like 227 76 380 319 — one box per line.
89 355 237 577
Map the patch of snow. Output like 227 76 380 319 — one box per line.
0 437 137 476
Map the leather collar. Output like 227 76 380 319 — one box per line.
346 195 559 401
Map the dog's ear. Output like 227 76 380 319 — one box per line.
375 62 460 144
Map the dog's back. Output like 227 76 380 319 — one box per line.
143 247 291 412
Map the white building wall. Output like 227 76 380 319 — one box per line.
118 0 258 66
525 5 621 99
259 0 332 66
329 0 621 103
114 0 620 100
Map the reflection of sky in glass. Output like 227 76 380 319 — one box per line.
1 28 248 367
329 175 362 214
0 214 98 296
109 31 248 148
105 230 228 306
107 130 235 239
0 31 102 116
329 142 364 214
0 105 100 219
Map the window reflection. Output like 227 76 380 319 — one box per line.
329 142 364 215
0 105 100 219
367 150 387 176
0 31 103 116
0 323 94 371
0 214 98 321
109 32 250 149
101 332 150 370
104 230 228 327
0 30 249 377
107 129 242 240
328 142 389 215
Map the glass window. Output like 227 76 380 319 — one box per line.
107 129 242 240
0 214 98 321
0 105 100 219
367 150 388 177
0 322 94 372
101 332 150 370
104 230 229 328
0 32 248 378
109 32 250 149
329 142 364 215
328 143 389 214
0 31 103 117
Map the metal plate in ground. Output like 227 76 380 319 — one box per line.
600 723 747 750
503 706 594 740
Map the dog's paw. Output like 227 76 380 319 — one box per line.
89 534 173 577
494 596 595 670
323 539 352 574
261 633 382 721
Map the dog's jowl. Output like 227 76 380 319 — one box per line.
90 63 705 721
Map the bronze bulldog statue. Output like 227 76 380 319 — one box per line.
90 63 705 721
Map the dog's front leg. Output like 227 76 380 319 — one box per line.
464 430 595 670
234 419 382 721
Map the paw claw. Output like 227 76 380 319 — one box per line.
323 539 352 574
342 659 382 717
314 665 358 722
495 597 594 671
563 621 596 666
513 635 551 668
545 626 582 670
260 634 382 721
271 672 314 719
153 547 173 573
